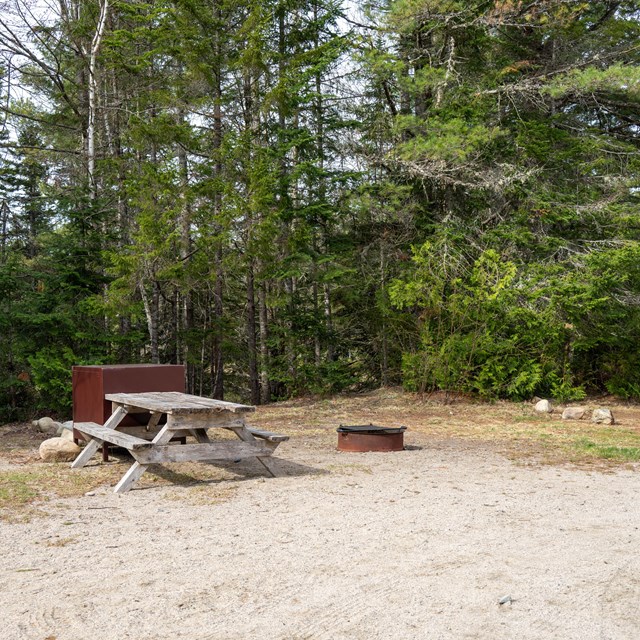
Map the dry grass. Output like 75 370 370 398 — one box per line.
1 389 639 519
43 536 78 548
252 388 640 468
164 484 240 506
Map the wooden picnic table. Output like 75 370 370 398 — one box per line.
70 391 288 494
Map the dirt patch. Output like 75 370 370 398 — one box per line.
1 391 639 638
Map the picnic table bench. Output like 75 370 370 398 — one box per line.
71 391 289 494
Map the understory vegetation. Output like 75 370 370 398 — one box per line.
0 1 639 418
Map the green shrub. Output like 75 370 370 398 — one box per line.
391 243 612 400
28 346 76 414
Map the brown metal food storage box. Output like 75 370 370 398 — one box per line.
72 364 186 442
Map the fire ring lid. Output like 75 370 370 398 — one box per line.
337 424 407 434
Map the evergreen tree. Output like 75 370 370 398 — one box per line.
372 0 640 398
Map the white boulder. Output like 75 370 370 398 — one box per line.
591 408 615 425
534 399 553 413
39 437 80 462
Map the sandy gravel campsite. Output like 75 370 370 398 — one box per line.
2 391 640 640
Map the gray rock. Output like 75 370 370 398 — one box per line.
562 407 587 420
35 416 63 434
39 437 80 462
56 420 74 436
534 399 553 413
34 417 53 433
592 408 615 425
60 428 76 442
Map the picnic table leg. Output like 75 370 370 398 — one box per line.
113 422 174 494
146 411 162 433
190 428 211 443
229 425 277 478
113 461 148 494
71 438 103 469
71 406 129 469
103 409 162 463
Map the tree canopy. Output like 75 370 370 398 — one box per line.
0 0 639 418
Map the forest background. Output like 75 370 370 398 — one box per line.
0 0 639 420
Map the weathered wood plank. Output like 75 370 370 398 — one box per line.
113 461 147 494
229 426 278 477
105 391 255 414
145 411 163 432
70 438 102 469
108 426 190 441
111 402 149 414
245 426 289 443
113 423 177 494
112 425 162 440
132 441 274 464
70 406 129 469
73 422 152 450
190 428 211 444
166 413 246 430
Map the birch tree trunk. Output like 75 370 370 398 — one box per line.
140 279 159 364
87 0 109 198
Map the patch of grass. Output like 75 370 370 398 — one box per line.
165 484 239 506
0 472 39 506
0 460 126 517
573 438 640 462
511 414 548 423
44 536 78 547
325 462 373 475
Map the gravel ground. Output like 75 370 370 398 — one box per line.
1 434 639 640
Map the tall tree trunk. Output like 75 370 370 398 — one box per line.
211 246 224 398
140 279 159 364
0 201 8 262
87 0 109 198
284 276 296 387
211 21 224 399
177 129 193 390
258 280 270 404
313 3 332 365
313 277 321 366
246 263 260 404
380 241 388 385
324 283 334 362
108 69 133 362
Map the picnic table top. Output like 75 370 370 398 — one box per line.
104 391 256 415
